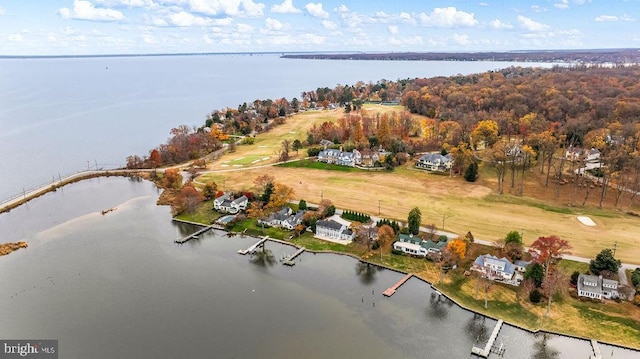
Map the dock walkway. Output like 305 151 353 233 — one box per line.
281 247 306 266
237 236 269 255
175 225 215 244
471 319 504 357
590 340 602 359
382 273 413 297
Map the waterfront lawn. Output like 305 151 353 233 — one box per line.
277 159 365 172
174 200 219 224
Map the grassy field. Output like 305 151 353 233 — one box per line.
192 106 640 264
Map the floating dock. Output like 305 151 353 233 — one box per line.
590 340 602 359
382 273 413 297
281 247 305 266
237 236 269 255
471 319 504 357
175 225 215 244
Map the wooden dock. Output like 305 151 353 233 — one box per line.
175 225 215 244
382 273 413 297
281 247 305 266
590 340 602 359
237 236 269 255
471 319 504 357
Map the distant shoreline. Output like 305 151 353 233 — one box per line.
2 48 640 63
281 49 640 64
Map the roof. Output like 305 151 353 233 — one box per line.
398 233 422 245
393 241 424 252
418 153 452 164
473 254 516 276
317 219 343 230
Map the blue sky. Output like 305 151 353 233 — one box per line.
0 0 639 55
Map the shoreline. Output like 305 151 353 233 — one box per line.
174 218 640 352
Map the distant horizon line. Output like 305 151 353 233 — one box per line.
1 48 639 60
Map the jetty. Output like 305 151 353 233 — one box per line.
237 236 269 255
175 225 215 244
590 340 602 359
471 319 504 357
281 247 306 266
382 273 413 297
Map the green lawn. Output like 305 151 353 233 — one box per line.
222 155 270 166
277 159 366 172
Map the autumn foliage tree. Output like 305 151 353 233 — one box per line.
445 238 467 262
162 169 183 189
528 235 571 316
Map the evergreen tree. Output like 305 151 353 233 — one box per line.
464 162 478 182
407 207 422 235
589 248 621 275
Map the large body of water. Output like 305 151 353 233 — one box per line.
1 54 555 201
1 177 638 358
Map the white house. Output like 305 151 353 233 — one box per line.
216 194 248 214
416 153 453 172
471 254 517 282
577 274 618 300
258 207 292 227
315 219 354 242
565 147 601 162
392 233 446 257
281 211 305 230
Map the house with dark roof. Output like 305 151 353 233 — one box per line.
471 254 517 283
577 274 618 300
317 149 342 164
258 207 293 228
416 153 453 172
281 210 305 230
214 193 248 214
315 219 354 242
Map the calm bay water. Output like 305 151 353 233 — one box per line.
0 177 638 358
1 54 556 200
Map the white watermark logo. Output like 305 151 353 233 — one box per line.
1 340 56 358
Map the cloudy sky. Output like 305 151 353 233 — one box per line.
1 0 639 55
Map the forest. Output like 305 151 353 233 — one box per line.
127 64 640 210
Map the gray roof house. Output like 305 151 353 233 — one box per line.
315 219 354 242
281 210 305 230
258 207 293 227
471 254 517 283
577 274 618 300
416 153 453 172
214 193 248 214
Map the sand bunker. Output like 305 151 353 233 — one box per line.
577 216 596 226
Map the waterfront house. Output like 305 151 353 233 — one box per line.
281 210 305 230
258 207 293 227
315 219 354 242
392 233 446 257
415 153 453 172
213 193 231 210
471 254 517 283
216 194 249 214
577 274 618 300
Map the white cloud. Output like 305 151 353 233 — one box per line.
271 0 300 14
388 25 398 35
417 7 478 28
554 0 569 9
321 20 337 30
398 12 414 24
621 14 635 21
242 0 265 17
95 0 154 7
169 11 212 26
453 33 470 46
187 0 264 17
335 4 349 13
8 34 23 42
305 2 328 19
58 0 125 22
236 23 253 33
478 2 489 6
264 18 284 31
212 17 234 26
0 6 5 15
531 5 547 13
595 15 619 22
489 19 513 29
517 15 550 32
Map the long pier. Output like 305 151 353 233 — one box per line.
471 319 504 357
382 273 413 297
175 225 215 243
237 236 269 255
590 340 602 359
281 247 306 266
